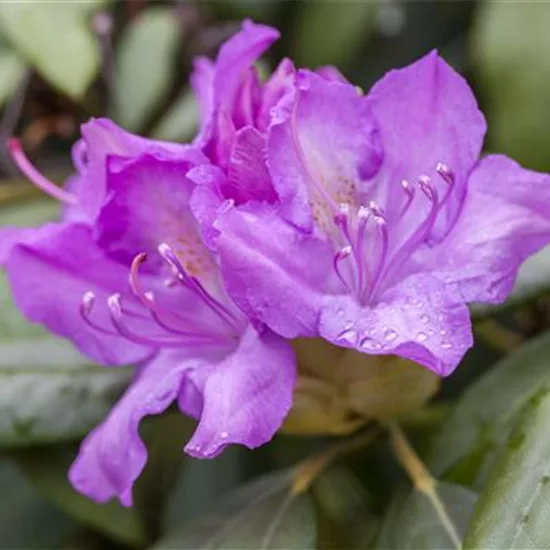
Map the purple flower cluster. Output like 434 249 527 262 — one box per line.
3 20 550 505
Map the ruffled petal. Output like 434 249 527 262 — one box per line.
5 222 154 365
366 51 487 240
226 127 277 204
320 273 472 376
69 350 209 506
190 56 215 144
416 155 550 304
76 118 203 220
212 201 332 338
184 325 296 458
268 70 382 231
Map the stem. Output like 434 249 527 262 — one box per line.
292 426 380 495
384 420 462 550
475 319 522 353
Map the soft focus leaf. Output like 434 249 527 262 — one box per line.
291 1 376 69
0 268 131 446
464 385 550 549
114 7 180 131
0 44 25 109
151 89 198 142
0 458 76 548
152 470 317 549
376 482 477 549
13 445 148 547
427 332 550 489
0 3 100 99
473 1 550 171
313 466 378 550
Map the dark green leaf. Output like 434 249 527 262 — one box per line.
313 466 378 550
152 470 317 549
13 445 148 547
376 482 477 549
114 7 180 131
427 332 550 488
464 385 550 549
0 458 76 548
0 3 100 99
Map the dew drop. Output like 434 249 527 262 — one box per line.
220 431 228 439
440 329 447 336
441 342 453 349
384 329 397 342
337 328 357 345
416 332 428 342
420 314 429 324
337 308 345 317
427 329 435 336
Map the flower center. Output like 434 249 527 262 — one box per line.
330 163 455 304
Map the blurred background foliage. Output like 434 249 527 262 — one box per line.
2 1 550 549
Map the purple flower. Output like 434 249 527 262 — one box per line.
199 49 550 376
1 121 295 505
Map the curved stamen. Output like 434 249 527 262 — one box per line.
354 206 371 295
107 293 192 347
80 291 121 337
399 179 415 217
130 253 223 340
435 162 455 208
158 243 241 330
9 138 78 205
366 215 389 301
333 246 353 292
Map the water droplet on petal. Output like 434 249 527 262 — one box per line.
337 328 357 346
420 314 429 324
427 329 435 336
440 329 447 336
337 308 345 317
220 431 228 439
384 329 397 342
441 342 452 349
416 332 428 342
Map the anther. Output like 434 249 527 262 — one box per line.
436 162 455 186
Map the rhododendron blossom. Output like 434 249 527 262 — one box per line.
2 19 550 507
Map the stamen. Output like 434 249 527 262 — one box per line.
399 179 415 217
80 291 120 337
107 293 190 347
354 206 371 295
158 243 241 330
129 252 224 340
334 203 354 247
9 138 78 205
436 162 455 186
366 215 389 300
333 246 353 292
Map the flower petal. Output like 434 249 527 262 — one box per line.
184 325 296 458
319 273 472 376
75 118 203 220
5 222 154 365
416 155 550 304
69 350 208 505
96 153 215 276
268 70 382 231
213 201 333 338
226 126 277 204
366 51 486 240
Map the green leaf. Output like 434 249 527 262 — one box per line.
114 7 180 131
0 457 76 548
151 88 198 142
472 1 550 172
0 2 100 99
427 332 550 489
313 466 378 550
464 385 550 549
152 470 317 549
13 445 148 547
376 482 477 549
0 45 25 109
291 1 376 69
